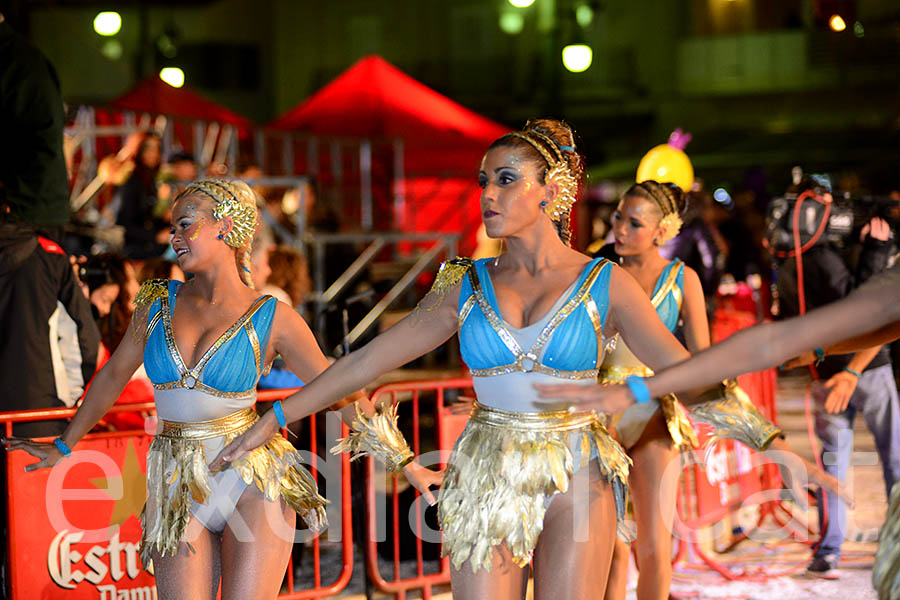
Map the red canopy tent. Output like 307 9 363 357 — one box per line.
269 56 510 253
110 76 253 136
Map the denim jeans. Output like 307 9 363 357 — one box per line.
813 364 900 558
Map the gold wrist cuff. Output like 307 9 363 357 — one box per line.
689 379 783 451
331 402 414 472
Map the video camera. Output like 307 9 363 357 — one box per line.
765 173 897 256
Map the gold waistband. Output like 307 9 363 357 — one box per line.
158 407 258 440
598 364 654 383
470 401 597 432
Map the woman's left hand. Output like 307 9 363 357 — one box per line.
402 462 444 506
209 414 279 471
533 382 634 414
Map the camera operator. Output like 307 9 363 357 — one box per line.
771 176 900 579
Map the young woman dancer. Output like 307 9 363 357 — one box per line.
3 179 429 600
207 120 737 600
598 180 707 600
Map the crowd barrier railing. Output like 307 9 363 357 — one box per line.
671 307 810 580
1 390 353 599
364 377 473 600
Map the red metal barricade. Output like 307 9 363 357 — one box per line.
364 377 474 600
1 390 353 599
672 307 807 580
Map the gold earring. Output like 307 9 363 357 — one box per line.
494 239 504 267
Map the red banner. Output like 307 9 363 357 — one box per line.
7 433 157 599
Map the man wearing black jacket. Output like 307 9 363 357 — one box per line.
776 216 900 579
0 223 99 437
0 13 70 242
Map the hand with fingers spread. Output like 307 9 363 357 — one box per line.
402 462 444 506
447 396 476 415
823 370 858 414
533 381 634 415
2 436 67 472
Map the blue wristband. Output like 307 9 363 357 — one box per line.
272 400 287 428
625 375 651 404
842 366 861 379
53 438 72 458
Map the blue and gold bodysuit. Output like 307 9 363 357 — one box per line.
137 279 326 564
599 259 697 450
437 258 631 573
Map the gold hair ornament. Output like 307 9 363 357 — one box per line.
508 132 578 221
657 212 684 244
181 180 257 248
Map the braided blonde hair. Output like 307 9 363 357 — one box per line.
625 180 687 245
175 179 259 288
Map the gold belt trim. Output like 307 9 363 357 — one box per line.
158 407 258 440
598 364 654 383
470 401 597 432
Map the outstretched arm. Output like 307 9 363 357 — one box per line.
276 293 461 424
646 271 900 398
3 319 144 470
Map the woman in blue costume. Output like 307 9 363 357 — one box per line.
209 120 719 600
597 181 709 600
4 179 431 600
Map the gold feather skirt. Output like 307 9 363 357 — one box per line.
438 402 631 573
140 407 327 565
873 482 900 600
599 366 698 451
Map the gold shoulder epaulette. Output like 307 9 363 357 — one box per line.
131 279 169 343
416 257 473 315
134 279 169 309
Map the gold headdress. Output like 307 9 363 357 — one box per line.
634 181 683 244
507 132 578 221
179 179 257 249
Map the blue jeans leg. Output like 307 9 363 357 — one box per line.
856 364 900 497
813 380 855 559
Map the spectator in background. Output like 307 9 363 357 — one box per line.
0 13 70 243
114 131 168 258
137 257 185 284
661 189 726 299
265 245 312 309
257 245 313 391
79 253 139 353
774 178 900 579
156 151 198 224
0 222 99 437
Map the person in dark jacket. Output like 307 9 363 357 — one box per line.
776 208 899 579
0 14 70 242
114 131 168 258
0 222 100 437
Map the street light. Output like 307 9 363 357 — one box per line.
508 0 535 7
159 67 185 88
499 12 525 35
828 14 846 32
93 11 122 36
562 43 592 73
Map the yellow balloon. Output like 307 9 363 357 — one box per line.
636 144 694 192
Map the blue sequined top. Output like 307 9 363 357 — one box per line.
598 259 684 380
650 259 684 333
142 280 277 398
457 258 614 380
